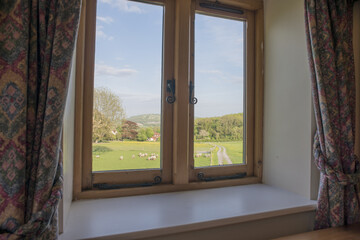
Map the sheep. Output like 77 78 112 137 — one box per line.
119 156 123 160
95 155 100 158
132 155 135 159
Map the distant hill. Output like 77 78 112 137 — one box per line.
127 113 243 129
195 113 243 120
127 114 160 128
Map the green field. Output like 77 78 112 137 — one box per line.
220 141 244 164
92 141 243 171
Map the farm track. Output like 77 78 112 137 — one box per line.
216 145 232 165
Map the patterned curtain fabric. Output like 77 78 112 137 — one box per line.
305 0 360 229
0 0 80 239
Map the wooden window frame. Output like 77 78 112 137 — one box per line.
87 0 173 187
188 0 255 182
73 0 264 200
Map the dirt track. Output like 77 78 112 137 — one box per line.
216 145 232 165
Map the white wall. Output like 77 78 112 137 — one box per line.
262 0 315 199
61 49 76 231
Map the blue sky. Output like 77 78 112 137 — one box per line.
94 0 244 118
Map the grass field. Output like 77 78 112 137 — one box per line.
220 142 244 164
193 142 212 167
92 141 243 171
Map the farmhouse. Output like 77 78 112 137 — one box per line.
149 132 160 142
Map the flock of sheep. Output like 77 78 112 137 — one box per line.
96 152 209 161
94 152 159 161
195 153 211 158
137 152 159 161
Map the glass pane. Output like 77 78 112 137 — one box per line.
194 14 245 168
92 1 163 172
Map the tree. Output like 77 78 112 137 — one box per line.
231 126 243 141
92 87 125 142
92 109 112 143
136 128 148 141
145 128 154 139
121 120 138 140
94 87 125 125
194 113 244 141
198 129 210 140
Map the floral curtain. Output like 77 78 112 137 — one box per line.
0 0 80 239
305 0 360 229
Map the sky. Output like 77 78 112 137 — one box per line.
94 0 245 118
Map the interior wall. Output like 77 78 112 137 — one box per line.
262 0 314 199
62 49 76 230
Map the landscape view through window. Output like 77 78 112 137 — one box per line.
92 0 245 172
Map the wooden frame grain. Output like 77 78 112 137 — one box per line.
74 0 264 199
172 0 192 184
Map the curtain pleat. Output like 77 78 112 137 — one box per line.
0 0 81 239
305 0 360 229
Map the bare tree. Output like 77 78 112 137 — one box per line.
92 109 112 143
93 87 125 142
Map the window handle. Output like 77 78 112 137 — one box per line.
197 172 246 182
189 81 198 104
166 79 176 104
94 176 162 190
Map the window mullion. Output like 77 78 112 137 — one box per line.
162 0 176 183
172 0 192 185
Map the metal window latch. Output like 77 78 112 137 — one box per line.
93 176 162 190
166 79 176 104
189 81 198 104
197 172 246 182
199 1 244 15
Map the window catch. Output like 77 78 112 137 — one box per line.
197 172 246 182
189 81 198 104
199 1 244 15
166 79 176 104
93 176 162 190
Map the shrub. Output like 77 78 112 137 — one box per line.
92 146 112 153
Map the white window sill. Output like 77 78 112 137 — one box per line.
60 184 316 240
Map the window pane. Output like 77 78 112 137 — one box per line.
194 14 245 167
92 1 163 172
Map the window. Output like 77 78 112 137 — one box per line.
74 0 264 199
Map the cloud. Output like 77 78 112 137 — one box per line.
119 92 160 102
95 64 137 77
100 0 143 13
97 16 114 24
197 15 244 66
198 70 222 75
96 26 114 40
